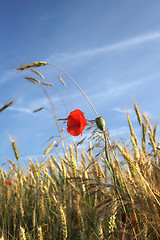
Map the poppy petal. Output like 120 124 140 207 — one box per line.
5 180 12 185
67 109 87 136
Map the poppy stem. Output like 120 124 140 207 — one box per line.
87 123 97 128
48 63 99 117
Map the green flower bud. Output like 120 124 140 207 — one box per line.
95 116 105 131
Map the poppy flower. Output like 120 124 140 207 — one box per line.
5 180 12 185
67 109 87 136
130 216 134 223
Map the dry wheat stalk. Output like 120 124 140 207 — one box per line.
0 100 14 113
42 82 54 87
43 169 58 192
91 157 98 181
38 181 45 222
25 76 40 85
31 68 44 79
29 159 36 176
27 168 36 184
0 233 4 240
19 226 26 240
60 157 67 181
48 158 56 176
96 218 104 240
33 107 44 113
59 205 68 240
79 213 85 239
19 198 24 218
89 141 93 157
137 146 148 177
134 103 142 126
137 168 160 206
0 168 5 184
37 226 44 240
8 158 17 171
143 114 153 135
33 205 36 230
44 186 52 212
11 138 19 162
43 141 56 158
69 145 77 178
127 113 138 145
81 155 87 170
9 164 14 174
83 151 92 162
148 131 157 154
116 144 136 176
131 136 140 160
58 75 66 87
142 122 148 153
97 163 103 183
51 155 62 172
17 61 48 71
108 200 117 238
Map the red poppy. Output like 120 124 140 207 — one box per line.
5 180 12 185
130 216 134 223
67 109 87 136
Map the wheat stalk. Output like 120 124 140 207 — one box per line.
31 68 44 79
17 61 48 71
25 76 40 85
43 141 56 158
0 100 14 113
10 138 19 162
69 145 77 178
134 103 142 126
58 75 66 87
127 113 138 145
59 205 68 240
42 82 54 87
19 226 26 240
37 226 44 240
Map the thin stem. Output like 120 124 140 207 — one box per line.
41 85 66 156
48 63 99 117
87 123 97 128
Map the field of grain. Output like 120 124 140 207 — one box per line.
0 62 160 240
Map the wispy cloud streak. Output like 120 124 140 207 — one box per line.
110 126 129 137
91 73 160 103
9 107 32 114
2 32 160 85
91 78 144 101
47 31 160 61
0 69 17 85
75 31 160 56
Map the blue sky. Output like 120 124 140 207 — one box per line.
1 0 160 169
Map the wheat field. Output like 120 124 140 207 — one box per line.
0 62 160 239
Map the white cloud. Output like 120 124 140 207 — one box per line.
0 69 17 85
90 72 160 105
110 126 129 137
2 31 160 86
111 107 138 121
47 31 160 62
9 107 32 114
91 78 144 102
112 107 132 114
7 92 78 117
20 153 43 161
8 97 50 115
